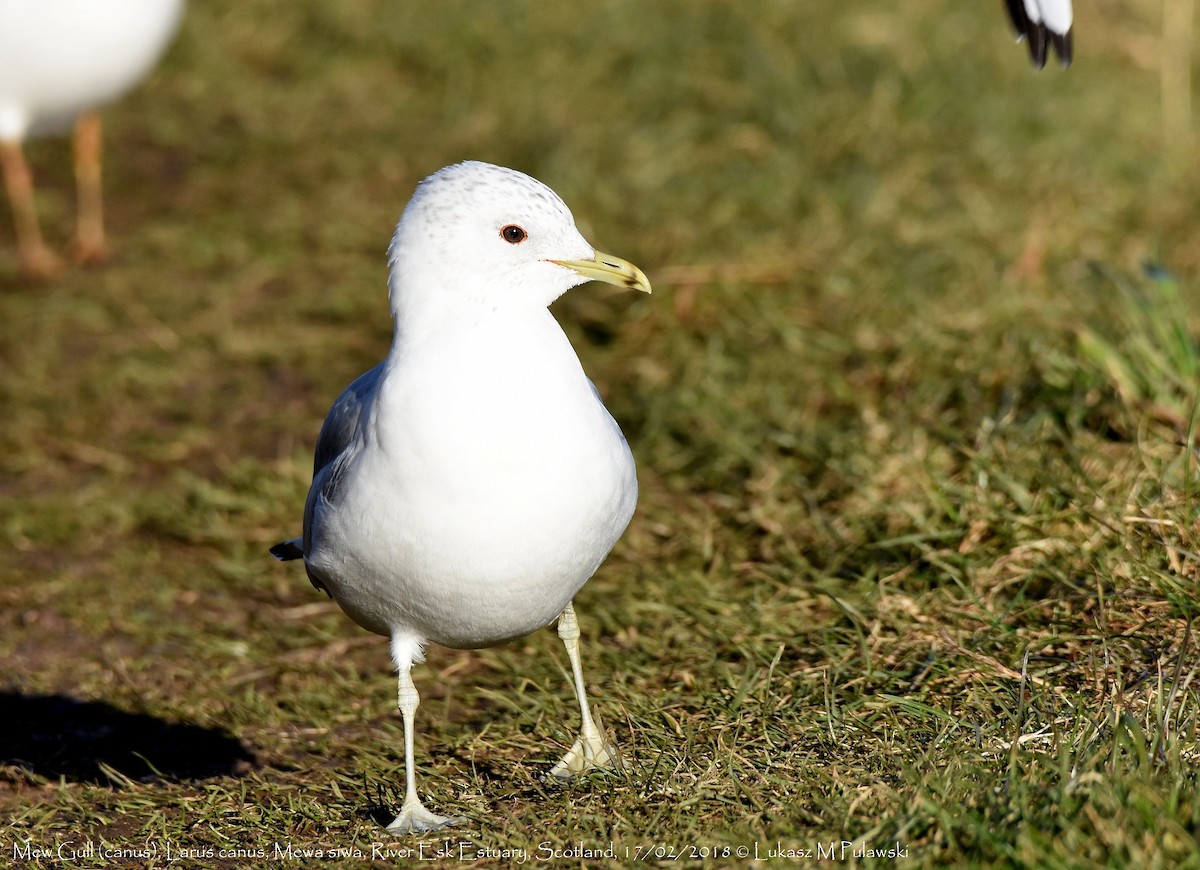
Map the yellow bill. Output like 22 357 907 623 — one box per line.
549 251 652 294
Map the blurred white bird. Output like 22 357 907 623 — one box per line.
1005 0 1073 69
0 0 185 277
271 161 650 832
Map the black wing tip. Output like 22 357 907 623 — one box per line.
1004 0 1030 38
1005 1 1073 70
1027 23 1050 69
270 540 304 561
1023 24 1073 70
1051 29 1073 67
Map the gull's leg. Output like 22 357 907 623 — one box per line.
0 139 61 278
386 641 457 833
548 602 620 780
71 111 109 265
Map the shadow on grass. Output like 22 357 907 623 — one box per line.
0 692 256 785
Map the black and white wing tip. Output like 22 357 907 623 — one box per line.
1005 0 1074 70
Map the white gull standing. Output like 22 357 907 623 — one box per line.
0 0 185 277
271 161 651 833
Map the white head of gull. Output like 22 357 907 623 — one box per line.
272 160 651 833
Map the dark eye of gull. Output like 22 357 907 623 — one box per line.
500 224 527 244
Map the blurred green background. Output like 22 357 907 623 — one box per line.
2 1 1198 866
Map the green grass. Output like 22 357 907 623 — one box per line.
2 1 1199 867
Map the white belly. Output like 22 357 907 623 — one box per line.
306 313 638 648
0 0 185 139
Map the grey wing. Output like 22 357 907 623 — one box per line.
302 362 384 552
586 376 632 450
310 362 385 477
271 363 384 593
585 377 604 406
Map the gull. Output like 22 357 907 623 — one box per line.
1004 0 1073 69
0 0 185 277
271 161 651 833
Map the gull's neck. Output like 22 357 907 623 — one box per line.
386 266 550 358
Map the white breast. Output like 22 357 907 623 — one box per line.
307 310 638 649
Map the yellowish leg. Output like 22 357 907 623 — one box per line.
72 111 109 264
548 602 620 779
0 139 61 278
385 663 458 833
